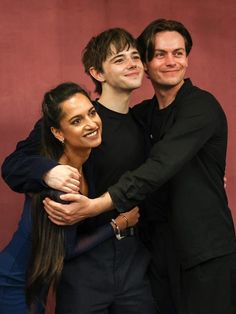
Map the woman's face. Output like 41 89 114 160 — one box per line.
52 93 102 150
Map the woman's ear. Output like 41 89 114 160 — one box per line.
89 67 105 83
50 127 64 143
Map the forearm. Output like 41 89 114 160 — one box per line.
64 204 137 260
65 223 114 260
2 155 57 193
108 97 219 211
1 119 57 193
91 192 114 214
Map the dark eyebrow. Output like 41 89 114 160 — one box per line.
69 114 82 123
109 53 125 62
68 106 95 122
154 49 166 53
131 51 140 56
174 48 185 51
154 48 185 52
109 49 140 62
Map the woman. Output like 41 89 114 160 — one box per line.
0 82 139 314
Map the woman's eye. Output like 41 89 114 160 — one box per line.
72 119 81 125
89 109 97 117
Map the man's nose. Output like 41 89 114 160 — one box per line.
127 57 137 68
165 53 176 65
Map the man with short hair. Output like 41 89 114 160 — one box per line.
44 19 236 314
2 28 156 313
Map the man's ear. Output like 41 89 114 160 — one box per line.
51 127 64 143
89 67 105 83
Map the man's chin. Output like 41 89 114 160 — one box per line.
125 83 142 91
157 79 184 89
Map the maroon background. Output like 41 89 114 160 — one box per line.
0 1 236 312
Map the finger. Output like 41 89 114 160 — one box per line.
43 198 65 213
65 181 80 193
43 201 63 220
43 202 54 215
48 211 64 221
62 185 80 194
68 178 80 187
45 204 74 224
59 193 83 202
48 215 67 226
54 186 74 193
129 207 138 214
44 203 63 220
70 172 81 181
67 165 79 172
67 166 81 177
48 214 86 225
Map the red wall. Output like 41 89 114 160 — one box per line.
1 0 236 312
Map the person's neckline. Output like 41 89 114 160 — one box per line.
95 100 131 116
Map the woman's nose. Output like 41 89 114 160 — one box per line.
85 117 97 128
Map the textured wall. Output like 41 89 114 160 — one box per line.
0 0 236 312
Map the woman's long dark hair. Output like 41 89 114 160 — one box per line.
25 82 90 311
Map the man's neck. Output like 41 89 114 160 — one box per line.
98 87 131 114
153 80 184 109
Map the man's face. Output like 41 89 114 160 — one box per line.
101 45 144 92
144 31 188 89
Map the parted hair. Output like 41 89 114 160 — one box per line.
26 82 90 312
137 18 193 63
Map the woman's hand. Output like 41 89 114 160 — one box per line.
113 206 140 231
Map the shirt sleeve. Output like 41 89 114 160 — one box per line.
108 91 223 211
65 223 114 260
1 119 58 193
43 189 115 260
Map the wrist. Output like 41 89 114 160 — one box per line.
113 215 126 231
93 192 113 215
111 219 125 240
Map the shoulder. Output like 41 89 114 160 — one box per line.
30 118 43 133
131 98 155 123
132 98 154 113
177 82 225 118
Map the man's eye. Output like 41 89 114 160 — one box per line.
174 51 184 57
155 52 164 58
114 58 123 64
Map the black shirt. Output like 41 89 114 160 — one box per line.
89 101 146 225
109 79 236 268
